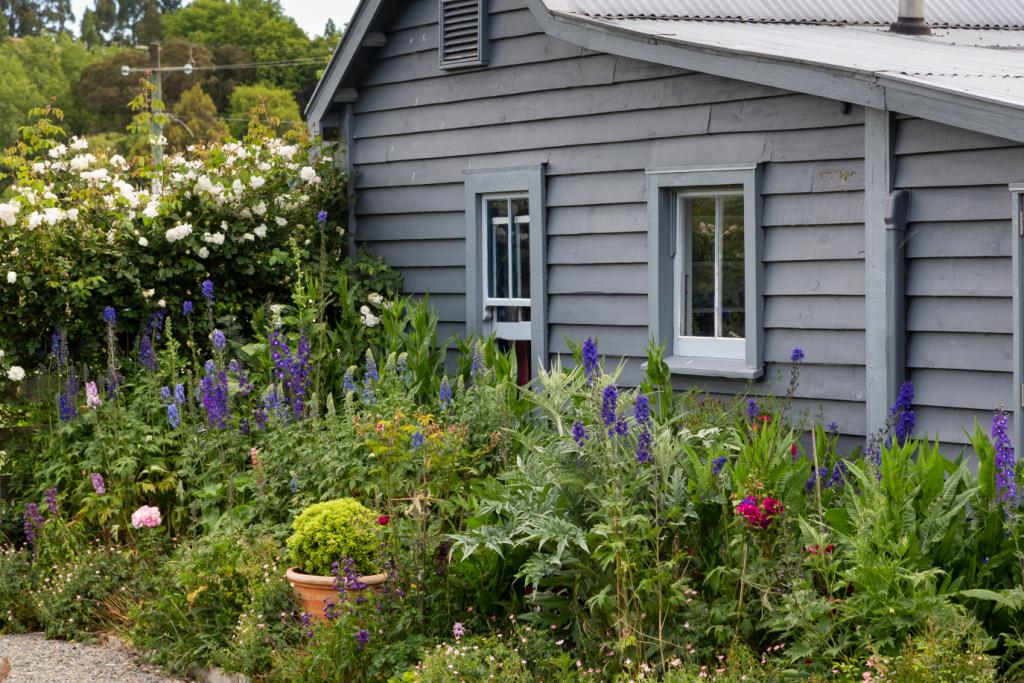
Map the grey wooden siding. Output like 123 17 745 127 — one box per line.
349 0 866 435
895 118 1024 445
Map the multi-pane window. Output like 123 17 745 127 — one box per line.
483 194 531 340
674 189 746 360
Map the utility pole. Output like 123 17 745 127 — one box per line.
149 42 164 168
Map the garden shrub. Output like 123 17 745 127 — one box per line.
287 498 380 576
0 544 37 632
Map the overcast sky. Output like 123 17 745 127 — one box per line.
69 0 362 38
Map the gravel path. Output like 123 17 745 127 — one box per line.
0 634 187 683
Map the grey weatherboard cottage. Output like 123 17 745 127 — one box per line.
305 0 1024 453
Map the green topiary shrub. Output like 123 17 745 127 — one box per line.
286 498 380 576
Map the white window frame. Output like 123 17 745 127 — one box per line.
647 164 764 380
673 189 746 360
464 166 547 374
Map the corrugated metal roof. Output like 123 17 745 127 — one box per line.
559 15 1024 107
564 0 1024 29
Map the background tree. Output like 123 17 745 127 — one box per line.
1 0 44 36
39 0 74 33
73 37 215 133
226 83 301 138
167 83 228 148
162 0 329 96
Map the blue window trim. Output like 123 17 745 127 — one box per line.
646 163 764 380
464 165 547 377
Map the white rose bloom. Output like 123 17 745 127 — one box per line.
142 288 155 299
80 168 109 185
220 221 229 230
276 145 297 159
27 212 42 230
7 366 25 382
198 246 210 259
242 232 255 241
362 313 380 328
6 271 16 284
165 223 193 242
249 176 265 189
252 201 267 216
258 162 271 171
48 144 67 159
203 232 225 245
169 154 187 167
232 179 244 193
157 299 166 308
368 292 383 305
0 349 4 358
32 162 46 174
66 208 79 221
69 136 89 151
240 208 252 219
109 154 127 170
143 201 159 219
254 224 267 238
69 154 95 171
299 166 320 184
274 216 287 227
42 207 64 225
0 201 19 227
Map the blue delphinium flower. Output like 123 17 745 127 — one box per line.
572 421 588 446
746 397 759 421
200 362 230 429
790 347 805 363
614 418 628 438
439 376 453 408
342 369 357 394
635 394 650 425
212 329 227 351
201 279 215 301
290 477 300 493
711 456 727 476
636 430 652 464
139 335 156 371
890 380 915 445
44 487 59 518
365 351 379 382
827 421 839 436
317 210 328 224
58 392 77 422
167 403 181 428
470 344 485 380
182 300 193 317
91 473 106 495
355 628 370 649
23 503 44 547
601 384 618 427
582 337 599 383
829 461 849 488
412 432 425 449
160 386 172 403
992 406 1017 506
805 466 829 493
103 306 117 326
174 383 186 404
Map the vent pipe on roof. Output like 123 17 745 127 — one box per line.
890 0 931 34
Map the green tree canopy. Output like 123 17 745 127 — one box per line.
226 82 301 138
168 83 228 148
162 0 329 94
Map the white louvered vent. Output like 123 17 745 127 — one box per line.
440 0 487 69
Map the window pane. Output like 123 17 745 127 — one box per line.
486 198 509 299
721 195 745 338
495 306 530 323
689 197 716 337
511 197 530 299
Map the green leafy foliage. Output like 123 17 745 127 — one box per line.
287 498 381 576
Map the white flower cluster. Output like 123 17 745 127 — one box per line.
360 292 387 327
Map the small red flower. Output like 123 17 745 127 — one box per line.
377 515 390 526
825 544 835 554
790 443 798 458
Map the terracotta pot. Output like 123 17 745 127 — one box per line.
285 566 387 621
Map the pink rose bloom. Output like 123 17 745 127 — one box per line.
131 505 162 529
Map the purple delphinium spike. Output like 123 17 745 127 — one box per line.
470 344 485 380
412 432 425 449
439 376 453 408
58 393 77 422
635 394 651 425
572 421 588 446
139 334 157 371
200 361 230 429
167 402 181 429
182 300 193 317
890 380 915 445
342 369 357 394
601 384 618 427
582 337 599 383
317 210 328 225
23 503 44 547
790 347 805 363
992 406 1017 506
746 397 759 421
160 386 172 403
174 383 185 405
44 487 59 518
212 329 226 351
91 473 106 495
365 351 379 382
636 430 652 464
827 421 839 436
201 280 215 302
103 306 117 326
711 456 727 476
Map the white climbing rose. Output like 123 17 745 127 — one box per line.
6 271 15 284
7 366 25 382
